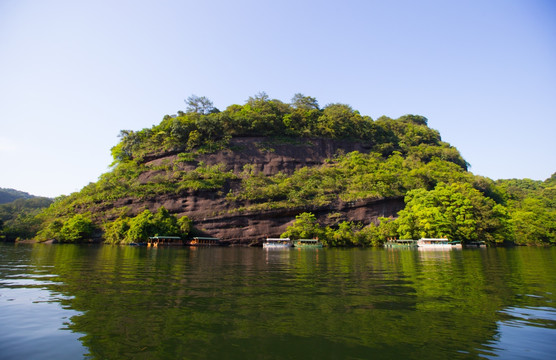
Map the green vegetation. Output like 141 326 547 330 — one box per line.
0 197 52 241
36 213 95 243
396 182 512 244
3 94 553 245
109 92 466 168
281 176 555 247
496 174 556 245
232 151 471 210
280 212 385 247
104 207 191 244
33 207 191 244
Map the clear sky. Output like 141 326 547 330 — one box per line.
1 0 555 198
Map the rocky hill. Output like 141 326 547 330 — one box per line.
97 137 405 243
36 94 487 245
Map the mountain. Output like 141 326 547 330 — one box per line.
32 94 555 246
0 188 34 204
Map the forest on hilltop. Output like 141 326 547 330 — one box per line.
1 94 555 246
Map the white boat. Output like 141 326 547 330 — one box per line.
263 238 293 249
384 239 418 248
417 238 462 250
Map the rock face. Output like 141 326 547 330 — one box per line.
110 137 405 244
191 196 405 245
143 137 374 175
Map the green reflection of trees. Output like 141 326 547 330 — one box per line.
26 245 556 359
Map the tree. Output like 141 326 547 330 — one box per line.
281 212 323 240
104 217 130 244
398 114 428 126
396 182 512 244
152 207 179 235
246 91 270 106
185 95 217 115
329 221 358 247
36 220 63 241
291 93 319 110
178 216 192 235
316 104 356 138
59 214 94 242
111 130 144 164
125 210 154 243
510 198 555 245
186 130 202 150
104 208 191 244
195 113 223 139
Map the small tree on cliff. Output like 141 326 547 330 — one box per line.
281 212 324 240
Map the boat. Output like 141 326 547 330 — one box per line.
293 239 323 248
417 238 462 249
263 238 293 249
147 236 184 246
186 236 227 246
464 241 486 248
384 239 418 248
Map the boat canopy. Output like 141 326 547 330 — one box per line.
149 236 182 240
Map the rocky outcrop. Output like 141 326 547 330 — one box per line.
103 137 404 244
144 137 373 175
107 191 404 245
188 196 405 245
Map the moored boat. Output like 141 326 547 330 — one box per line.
293 239 323 248
384 239 418 248
464 241 486 248
147 236 184 246
187 236 227 246
417 238 462 249
263 238 293 249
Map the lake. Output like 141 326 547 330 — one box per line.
1 243 555 359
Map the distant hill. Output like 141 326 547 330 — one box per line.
0 188 34 204
0 192 53 241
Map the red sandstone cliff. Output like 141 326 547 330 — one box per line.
101 137 404 244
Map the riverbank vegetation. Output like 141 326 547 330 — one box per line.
2 94 554 245
103 208 191 245
281 174 555 247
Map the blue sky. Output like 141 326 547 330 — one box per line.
1 0 555 198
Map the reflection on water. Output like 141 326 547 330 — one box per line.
479 305 556 359
0 247 87 360
264 247 293 264
0 244 555 359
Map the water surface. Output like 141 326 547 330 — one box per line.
1 244 555 359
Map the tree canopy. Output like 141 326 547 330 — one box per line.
109 93 466 170
395 182 512 244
